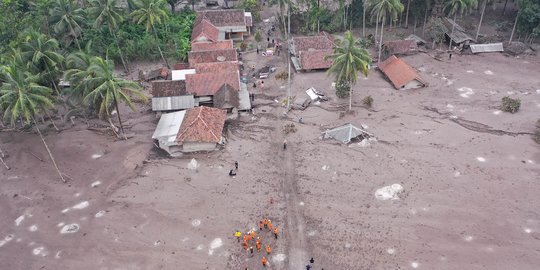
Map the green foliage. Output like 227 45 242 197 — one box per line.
240 0 261 21
240 41 248 51
517 0 540 38
501 96 521 113
254 31 262 42
326 31 371 86
426 18 447 45
362 95 373 108
335 80 351 99
533 119 540 144
0 64 55 125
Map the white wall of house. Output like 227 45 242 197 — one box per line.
182 142 219 152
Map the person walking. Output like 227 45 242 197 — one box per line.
259 220 264 231
262 257 268 267
234 231 242 242
256 241 262 252
243 241 248 250
235 161 238 170
283 139 287 150
268 220 273 231
263 218 268 229
273 227 279 239
257 47 260 54
260 80 265 89
249 246 254 254
266 245 272 254
310 257 315 264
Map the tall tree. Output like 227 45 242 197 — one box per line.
131 0 169 67
445 0 477 49
83 57 147 139
404 0 411 28
0 64 65 182
272 0 293 38
475 0 491 40
88 0 129 73
325 31 371 111
49 0 86 50
20 30 65 96
64 45 95 102
369 0 404 64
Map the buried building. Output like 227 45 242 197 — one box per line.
378 55 427 90
322 123 373 144
152 107 227 156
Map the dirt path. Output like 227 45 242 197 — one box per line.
278 117 309 270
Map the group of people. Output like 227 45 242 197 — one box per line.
235 218 280 268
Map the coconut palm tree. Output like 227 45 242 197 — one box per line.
475 0 491 40
445 0 477 49
369 0 404 64
48 0 87 50
272 0 293 38
0 64 65 182
325 31 372 111
83 57 147 139
64 46 96 102
20 30 65 96
130 0 169 67
87 0 129 73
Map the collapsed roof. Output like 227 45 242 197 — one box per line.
322 123 373 144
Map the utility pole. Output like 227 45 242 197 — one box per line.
287 4 291 111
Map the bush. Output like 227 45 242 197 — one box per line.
362 95 373 108
501 96 521 113
240 42 248 51
533 119 540 144
335 81 350 98
254 31 262 42
275 71 288 80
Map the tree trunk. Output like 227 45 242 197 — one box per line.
375 12 379 43
192 0 195 10
422 3 428 37
349 84 352 111
287 6 291 111
476 0 487 40
362 0 366 37
170 2 176 13
502 0 509 15
111 30 129 73
112 90 127 140
378 17 385 65
405 0 411 28
509 10 519 43
413 15 417 34
449 12 456 49
153 26 170 68
45 63 61 96
33 118 66 183
69 23 82 51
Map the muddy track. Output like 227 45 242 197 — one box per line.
423 106 534 136
270 110 309 269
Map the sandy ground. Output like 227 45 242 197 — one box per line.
2 5 540 270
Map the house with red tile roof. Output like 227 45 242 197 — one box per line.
290 33 335 71
195 9 252 40
191 40 234 52
151 107 227 155
377 55 427 90
188 49 238 67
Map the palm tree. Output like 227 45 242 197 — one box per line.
48 0 87 50
325 31 372 111
272 0 293 38
130 0 169 67
64 46 95 102
475 0 491 40
20 31 65 96
88 0 129 73
0 64 65 182
369 0 404 64
83 57 147 139
445 0 477 49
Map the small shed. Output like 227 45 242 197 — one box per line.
405 34 427 45
322 123 372 144
381 40 418 60
444 18 476 46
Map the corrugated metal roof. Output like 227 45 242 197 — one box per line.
322 123 372 144
238 82 251 110
470 43 504 53
444 18 475 44
152 110 186 145
152 95 196 111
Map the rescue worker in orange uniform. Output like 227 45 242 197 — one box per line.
268 220 273 231
263 218 268 228
243 241 248 250
256 240 262 252
266 245 272 254
262 257 268 267
273 227 279 239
